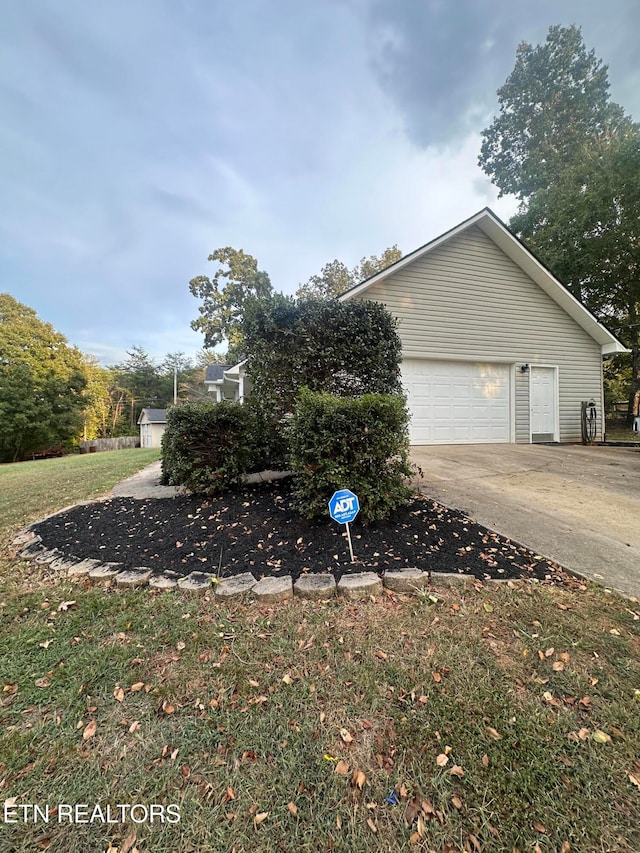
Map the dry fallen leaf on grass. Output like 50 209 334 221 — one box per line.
128 720 141 734
57 601 76 612
351 769 366 789
486 726 501 740
404 799 421 825
451 795 463 810
334 760 350 775
120 830 137 853
253 811 269 827
367 817 377 833
287 802 298 816
436 753 449 767
130 682 144 692
339 728 353 744
82 720 97 740
533 820 546 833
113 687 124 702
450 765 464 778
629 773 640 790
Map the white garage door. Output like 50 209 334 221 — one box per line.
401 359 511 445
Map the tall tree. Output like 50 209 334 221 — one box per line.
113 347 169 428
0 294 88 461
353 246 403 284
194 349 230 369
479 25 640 422
189 248 272 358
296 259 353 300
80 358 117 440
296 246 402 299
479 25 630 201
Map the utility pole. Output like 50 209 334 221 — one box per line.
173 365 178 405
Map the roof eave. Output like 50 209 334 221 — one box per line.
602 341 630 355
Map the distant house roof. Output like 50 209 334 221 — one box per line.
137 408 167 425
204 364 232 383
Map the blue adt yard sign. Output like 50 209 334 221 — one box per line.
328 489 360 524
328 489 359 562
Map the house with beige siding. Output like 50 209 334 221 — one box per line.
339 208 626 445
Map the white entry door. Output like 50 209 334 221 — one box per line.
530 367 558 442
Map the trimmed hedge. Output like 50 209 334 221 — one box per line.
161 402 257 495
243 295 403 420
289 388 415 523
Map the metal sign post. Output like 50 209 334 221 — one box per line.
328 489 360 563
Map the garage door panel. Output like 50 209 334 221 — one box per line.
402 359 511 445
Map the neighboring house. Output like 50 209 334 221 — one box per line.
137 408 167 449
339 208 627 445
204 362 252 402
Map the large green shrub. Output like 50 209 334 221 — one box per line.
289 388 414 523
161 402 257 495
243 295 403 420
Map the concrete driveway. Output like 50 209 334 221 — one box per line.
410 444 640 599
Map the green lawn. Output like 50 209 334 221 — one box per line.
0 451 639 852
605 416 640 444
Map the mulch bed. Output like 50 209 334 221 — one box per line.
30 480 568 585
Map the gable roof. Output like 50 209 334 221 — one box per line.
137 408 167 425
204 364 232 383
339 207 627 356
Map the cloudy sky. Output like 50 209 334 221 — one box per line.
2 0 639 365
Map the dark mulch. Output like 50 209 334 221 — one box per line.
30 481 568 585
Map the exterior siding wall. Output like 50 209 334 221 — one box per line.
514 368 530 443
354 225 603 442
150 423 166 449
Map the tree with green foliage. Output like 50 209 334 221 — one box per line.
0 294 88 462
112 346 170 428
189 248 273 360
80 358 118 440
296 246 402 299
353 246 403 283
479 24 640 422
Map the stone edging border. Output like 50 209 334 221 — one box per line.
11 527 480 601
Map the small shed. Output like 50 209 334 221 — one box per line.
137 408 167 448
